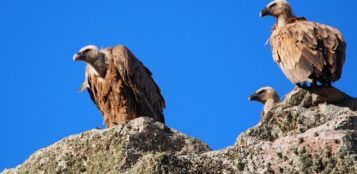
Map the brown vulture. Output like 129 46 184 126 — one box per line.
249 87 280 119
260 0 346 87
73 45 165 127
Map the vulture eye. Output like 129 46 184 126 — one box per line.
257 90 266 95
269 3 277 8
82 49 91 54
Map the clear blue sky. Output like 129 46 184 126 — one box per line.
1 0 356 170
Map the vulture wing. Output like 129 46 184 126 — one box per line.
111 45 166 123
85 46 165 127
270 20 346 84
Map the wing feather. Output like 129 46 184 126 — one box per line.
270 20 345 84
82 45 165 127
111 45 165 123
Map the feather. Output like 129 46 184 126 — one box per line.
269 20 345 85
83 45 165 127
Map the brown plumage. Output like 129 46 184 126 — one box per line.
73 45 165 127
260 0 346 87
249 87 280 119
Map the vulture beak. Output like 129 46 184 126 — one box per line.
73 53 82 62
249 93 260 101
259 8 271 17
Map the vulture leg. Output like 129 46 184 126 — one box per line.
296 83 308 89
303 82 308 88
318 78 331 87
323 81 332 88
296 83 300 87
297 82 318 91
310 80 318 89
296 82 305 88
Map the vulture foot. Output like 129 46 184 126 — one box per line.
296 82 308 88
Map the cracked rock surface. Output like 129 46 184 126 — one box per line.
3 88 357 174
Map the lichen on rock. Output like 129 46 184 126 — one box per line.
2 88 357 174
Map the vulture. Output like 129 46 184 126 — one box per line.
249 87 280 119
73 45 165 127
260 0 346 87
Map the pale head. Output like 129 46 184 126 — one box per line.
249 86 280 104
259 0 292 18
73 45 100 63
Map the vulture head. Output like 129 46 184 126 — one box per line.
260 0 292 18
249 87 280 104
73 45 100 63
73 45 107 78
249 87 280 118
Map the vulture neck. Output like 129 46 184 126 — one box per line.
264 97 279 112
88 54 107 78
276 12 294 28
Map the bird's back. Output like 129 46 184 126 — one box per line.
270 20 346 85
86 45 165 127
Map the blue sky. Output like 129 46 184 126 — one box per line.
0 0 356 170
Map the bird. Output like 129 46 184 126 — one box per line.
73 44 165 128
249 87 280 119
260 0 346 88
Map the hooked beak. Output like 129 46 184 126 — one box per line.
259 8 271 17
73 53 82 62
249 93 259 101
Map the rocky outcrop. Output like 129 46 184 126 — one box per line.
3 88 357 174
234 87 357 173
2 118 211 174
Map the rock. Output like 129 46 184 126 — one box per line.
3 88 357 174
235 87 357 173
2 118 211 174
285 86 352 108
